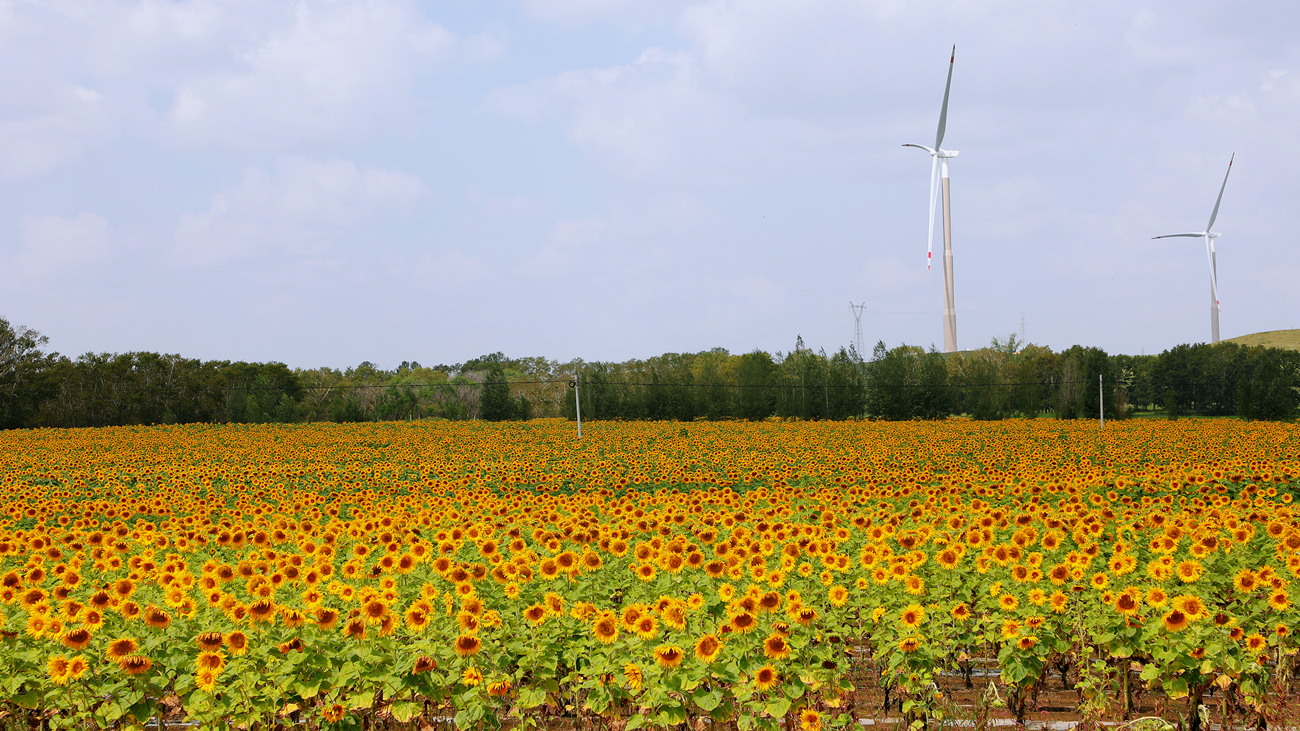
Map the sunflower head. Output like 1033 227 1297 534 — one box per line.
653 644 684 668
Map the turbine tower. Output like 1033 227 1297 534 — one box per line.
849 302 867 357
1153 154 1234 343
904 46 959 353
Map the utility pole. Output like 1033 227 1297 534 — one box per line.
1099 374 1104 428
572 374 582 439
849 302 867 357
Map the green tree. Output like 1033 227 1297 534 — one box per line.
734 350 775 420
480 365 514 421
0 318 58 428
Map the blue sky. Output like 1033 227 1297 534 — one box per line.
2 0 1298 368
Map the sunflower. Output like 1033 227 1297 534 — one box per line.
143 605 171 629
119 655 152 676
60 627 92 651
106 637 138 661
794 606 817 626
195 669 219 693
1175 559 1204 583
63 656 88 681
225 631 249 656
754 664 779 691
635 615 659 640
247 599 277 624
454 634 481 657
730 611 758 634
1146 587 1169 607
653 644 684 668
46 655 71 685
1017 635 1038 651
1000 620 1021 639
1233 569 1260 594
1114 592 1140 616
1048 591 1069 614
1245 634 1267 652
412 656 437 674
309 606 337 630
662 603 688 630
898 636 923 653
321 704 347 723
799 708 822 731
524 603 547 625
343 617 367 640
951 603 971 621
1163 609 1189 633
1269 590 1291 611
828 585 849 607
999 594 1019 612
462 666 483 685
1174 595 1206 620
195 632 224 651
763 633 791 659
624 663 643 690
594 615 619 644
900 604 926 628
695 634 723 663
455 610 479 634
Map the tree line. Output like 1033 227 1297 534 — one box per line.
2 315 1297 429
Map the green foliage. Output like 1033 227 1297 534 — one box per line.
480 366 515 421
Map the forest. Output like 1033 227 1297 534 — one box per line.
2 316 1297 428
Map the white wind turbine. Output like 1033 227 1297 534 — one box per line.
1153 154 1234 343
903 46 959 353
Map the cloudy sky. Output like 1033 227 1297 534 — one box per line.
2 0 1297 368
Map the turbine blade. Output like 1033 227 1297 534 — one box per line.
927 155 939 270
1204 235 1220 311
1152 233 1204 239
1206 153 1234 232
935 45 955 150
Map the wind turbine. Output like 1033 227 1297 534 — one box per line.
1153 154 1234 343
904 46 959 353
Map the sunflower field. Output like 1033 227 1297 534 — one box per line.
1 418 1300 731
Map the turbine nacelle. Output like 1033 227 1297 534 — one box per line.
902 144 959 159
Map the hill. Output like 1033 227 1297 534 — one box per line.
1224 329 1300 351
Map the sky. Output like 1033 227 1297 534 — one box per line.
2 0 1298 369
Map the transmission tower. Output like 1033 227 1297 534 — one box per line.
849 302 867 357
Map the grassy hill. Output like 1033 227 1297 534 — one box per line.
1224 329 1300 351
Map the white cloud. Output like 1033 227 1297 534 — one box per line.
16 212 112 279
173 157 428 265
151 2 458 149
519 0 685 29
0 0 496 181
523 217 606 277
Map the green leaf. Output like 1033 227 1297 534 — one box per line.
625 713 646 731
693 688 722 712
389 700 421 723
517 686 548 709
655 704 689 726
1164 677 1189 699
1139 664 1161 682
585 686 611 714
348 692 375 710
764 697 791 718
